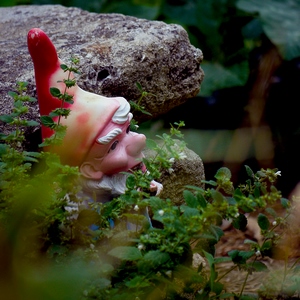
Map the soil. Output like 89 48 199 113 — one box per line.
214 222 300 298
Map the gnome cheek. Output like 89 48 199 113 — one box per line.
76 112 90 124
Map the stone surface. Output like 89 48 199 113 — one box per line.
0 4 204 135
144 140 205 206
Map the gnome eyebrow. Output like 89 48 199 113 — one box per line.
97 128 122 145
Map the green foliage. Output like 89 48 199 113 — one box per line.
39 57 79 147
1 63 300 300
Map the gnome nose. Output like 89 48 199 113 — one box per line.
126 133 146 156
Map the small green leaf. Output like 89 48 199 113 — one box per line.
245 165 255 179
210 189 225 203
214 257 232 264
143 250 170 267
215 167 231 180
228 250 255 264
29 97 37 102
251 261 268 272
203 250 215 268
40 116 55 128
136 81 143 92
202 180 217 186
281 198 290 208
50 87 61 97
257 213 270 231
60 64 69 71
244 239 258 245
108 246 142 261
183 190 199 208
146 138 157 150
8 91 18 98
25 120 39 126
0 115 14 123
125 276 150 288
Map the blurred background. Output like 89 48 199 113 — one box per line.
2 0 300 197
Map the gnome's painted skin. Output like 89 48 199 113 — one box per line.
27 28 162 202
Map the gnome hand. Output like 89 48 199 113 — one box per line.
150 180 163 196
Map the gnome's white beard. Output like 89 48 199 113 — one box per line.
80 173 128 203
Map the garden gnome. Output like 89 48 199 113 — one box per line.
27 28 162 203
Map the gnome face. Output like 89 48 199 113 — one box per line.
28 28 147 176
80 114 147 180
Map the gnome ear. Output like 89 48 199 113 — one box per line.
80 162 104 180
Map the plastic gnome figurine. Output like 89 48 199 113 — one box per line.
27 28 162 206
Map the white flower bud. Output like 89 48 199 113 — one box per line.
275 171 281 176
272 221 277 226
134 205 139 211
179 152 187 159
158 209 164 216
255 250 261 257
138 243 145 251
168 168 174 174
165 270 172 278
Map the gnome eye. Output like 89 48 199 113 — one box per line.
126 125 130 134
109 140 119 152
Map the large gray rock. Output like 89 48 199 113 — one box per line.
144 140 205 206
0 5 204 131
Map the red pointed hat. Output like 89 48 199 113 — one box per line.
27 28 129 166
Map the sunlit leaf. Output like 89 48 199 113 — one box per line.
108 246 142 261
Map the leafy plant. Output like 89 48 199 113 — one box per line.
1 59 299 300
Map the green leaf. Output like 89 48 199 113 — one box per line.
281 197 290 208
0 144 8 156
60 64 69 71
25 120 39 126
40 116 55 128
237 0 300 60
245 165 255 179
228 250 255 264
143 250 170 268
108 246 142 261
197 193 207 208
200 61 249 97
183 190 199 208
50 87 61 97
181 205 200 217
257 213 270 230
211 281 224 295
125 276 150 288
146 138 157 150
29 97 37 102
202 180 217 186
203 250 215 268
232 214 248 230
8 91 18 98
136 81 143 92
244 239 258 246
214 257 232 264
215 167 231 180
251 261 268 272
209 224 224 241
210 189 225 204
0 115 14 123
